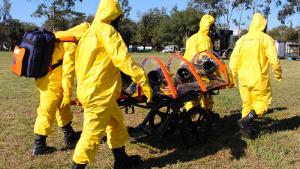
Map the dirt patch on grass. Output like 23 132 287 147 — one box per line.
293 150 300 169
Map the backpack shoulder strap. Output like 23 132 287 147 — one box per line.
48 36 77 72
48 60 63 72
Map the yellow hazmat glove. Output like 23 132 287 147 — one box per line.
141 82 153 103
60 96 71 108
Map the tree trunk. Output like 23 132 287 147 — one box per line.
238 7 244 36
52 0 56 31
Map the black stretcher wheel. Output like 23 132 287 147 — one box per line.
180 106 212 147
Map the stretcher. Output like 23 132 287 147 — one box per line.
118 50 234 146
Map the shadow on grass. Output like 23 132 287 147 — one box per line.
131 112 247 169
259 116 300 132
266 107 288 114
131 107 300 169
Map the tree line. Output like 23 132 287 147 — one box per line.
0 0 299 51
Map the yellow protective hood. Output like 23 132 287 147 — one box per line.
93 0 123 26
55 22 90 40
199 14 215 35
249 13 267 32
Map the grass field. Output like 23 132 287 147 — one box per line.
0 51 300 169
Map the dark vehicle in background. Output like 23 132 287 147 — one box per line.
214 29 239 59
213 31 300 60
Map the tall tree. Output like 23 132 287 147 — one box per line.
119 0 131 19
0 20 32 50
189 0 267 31
31 0 85 31
188 0 226 20
216 0 250 30
167 6 203 47
134 7 168 49
220 0 235 29
232 0 250 36
0 0 12 23
119 18 137 46
230 0 273 33
132 6 202 49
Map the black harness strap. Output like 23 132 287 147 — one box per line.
50 60 63 70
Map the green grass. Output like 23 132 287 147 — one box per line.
0 51 300 169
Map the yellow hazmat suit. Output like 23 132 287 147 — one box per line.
73 0 152 164
183 14 215 111
34 23 89 136
229 13 282 118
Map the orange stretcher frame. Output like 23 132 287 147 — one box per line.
72 51 232 106
174 52 208 92
142 56 178 99
204 50 230 86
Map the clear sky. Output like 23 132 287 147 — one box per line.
6 0 300 30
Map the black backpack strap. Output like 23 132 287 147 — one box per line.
49 60 63 71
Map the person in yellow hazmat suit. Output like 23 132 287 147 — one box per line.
183 14 220 121
32 22 90 156
71 0 152 169
229 13 282 139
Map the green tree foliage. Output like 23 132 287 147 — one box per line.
0 0 12 23
189 0 225 19
134 7 168 50
132 6 202 50
232 0 271 15
1 0 299 51
220 0 236 29
119 18 137 46
231 1 249 36
0 0 38 51
118 0 133 46
31 0 85 31
297 27 300 43
269 25 299 42
276 0 300 24
189 0 271 31
230 0 273 34
164 6 202 48
119 0 131 19
0 20 37 51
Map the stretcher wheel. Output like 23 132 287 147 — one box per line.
148 108 169 129
130 107 169 137
180 106 212 147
